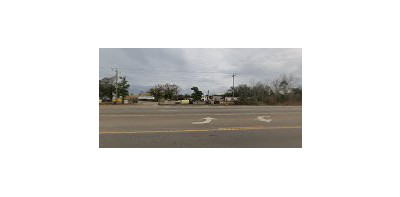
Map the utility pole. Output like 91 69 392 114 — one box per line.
232 73 236 97
112 68 119 103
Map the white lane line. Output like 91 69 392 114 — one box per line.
256 116 272 123
192 117 216 124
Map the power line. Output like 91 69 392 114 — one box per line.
99 66 230 74
99 66 283 76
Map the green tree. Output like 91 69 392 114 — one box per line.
224 87 234 97
99 76 130 103
251 82 272 103
149 84 165 101
117 76 130 100
235 84 254 104
99 77 115 100
191 86 203 101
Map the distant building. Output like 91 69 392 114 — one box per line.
211 96 223 101
202 95 224 104
224 97 238 102
138 96 155 101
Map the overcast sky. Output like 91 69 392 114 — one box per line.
99 48 302 95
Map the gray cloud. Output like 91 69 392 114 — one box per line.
99 48 302 94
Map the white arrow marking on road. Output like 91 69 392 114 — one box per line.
192 117 216 124
256 116 272 123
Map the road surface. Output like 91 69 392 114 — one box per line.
99 104 302 148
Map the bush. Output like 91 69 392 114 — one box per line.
126 96 138 103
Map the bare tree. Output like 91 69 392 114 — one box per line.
148 83 180 101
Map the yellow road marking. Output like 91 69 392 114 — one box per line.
100 126 301 134
183 129 209 132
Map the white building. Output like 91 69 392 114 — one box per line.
224 97 238 102
138 96 155 101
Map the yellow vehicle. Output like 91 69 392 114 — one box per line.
112 98 123 103
181 100 190 104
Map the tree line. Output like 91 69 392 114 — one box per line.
224 75 302 105
100 74 301 105
146 75 301 105
148 84 204 101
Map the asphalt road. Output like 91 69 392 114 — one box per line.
99 104 302 148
